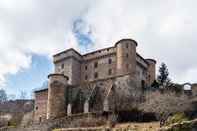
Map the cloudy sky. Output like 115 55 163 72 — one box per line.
0 0 197 98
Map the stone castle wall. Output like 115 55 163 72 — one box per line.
33 38 156 122
81 54 117 83
146 59 156 86
34 89 48 123
53 39 153 86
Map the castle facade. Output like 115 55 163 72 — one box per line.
34 39 156 122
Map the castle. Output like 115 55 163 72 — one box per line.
33 39 156 123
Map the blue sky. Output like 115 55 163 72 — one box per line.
5 55 53 99
4 18 91 99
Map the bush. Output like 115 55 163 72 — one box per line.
165 113 188 126
7 121 17 127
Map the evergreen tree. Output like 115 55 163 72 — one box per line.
157 63 171 88
151 80 160 89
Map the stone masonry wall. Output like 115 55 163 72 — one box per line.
34 89 48 123
81 54 116 83
53 39 155 86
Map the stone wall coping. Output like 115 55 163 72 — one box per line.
53 48 82 58
34 88 48 93
146 59 157 64
115 38 138 47
48 73 69 80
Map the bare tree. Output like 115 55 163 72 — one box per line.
0 89 7 103
20 91 27 99
8 94 16 100
140 91 193 121
108 77 143 111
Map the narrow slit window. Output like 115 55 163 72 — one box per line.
94 72 98 78
94 62 98 68
108 69 112 75
108 58 112 64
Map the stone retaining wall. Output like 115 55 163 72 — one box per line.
0 127 15 131
16 112 113 131
56 127 126 131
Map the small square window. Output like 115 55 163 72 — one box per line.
94 62 98 68
94 72 98 79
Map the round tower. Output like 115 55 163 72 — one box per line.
116 39 137 78
47 73 69 119
146 59 156 86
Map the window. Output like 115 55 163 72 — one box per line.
108 69 112 75
94 72 98 78
85 75 88 80
36 106 38 110
94 62 98 68
39 117 42 123
126 53 129 58
108 58 112 64
126 64 129 69
61 63 64 69
126 43 129 48
85 65 88 70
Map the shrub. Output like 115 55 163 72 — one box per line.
7 121 17 127
165 113 188 126
52 129 60 131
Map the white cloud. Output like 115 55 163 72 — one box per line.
0 0 197 87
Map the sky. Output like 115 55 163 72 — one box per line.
0 0 197 98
